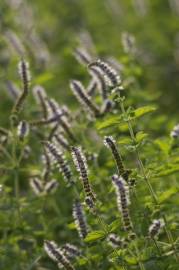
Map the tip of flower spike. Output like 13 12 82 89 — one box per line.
103 136 116 148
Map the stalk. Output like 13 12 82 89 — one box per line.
117 90 179 261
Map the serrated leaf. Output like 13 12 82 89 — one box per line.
132 105 157 119
118 137 132 145
158 187 178 203
95 115 121 130
136 131 148 143
84 230 106 243
108 220 121 232
154 138 171 155
155 165 179 177
67 222 76 229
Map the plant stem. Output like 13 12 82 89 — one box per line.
118 93 179 261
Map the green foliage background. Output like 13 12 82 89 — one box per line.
0 0 179 269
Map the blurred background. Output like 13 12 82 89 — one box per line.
0 0 179 124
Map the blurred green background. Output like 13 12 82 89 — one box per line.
1 0 179 116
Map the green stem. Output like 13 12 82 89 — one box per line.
118 94 179 261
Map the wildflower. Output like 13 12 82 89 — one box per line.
53 134 70 151
88 59 121 87
17 120 29 141
89 66 108 100
101 99 113 114
12 59 31 114
44 240 75 270
87 78 97 96
22 145 31 159
170 124 179 138
107 233 126 248
73 47 92 65
30 177 43 195
70 80 100 118
6 80 21 100
5 30 25 56
71 146 96 208
44 179 59 194
45 97 63 118
121 32 136 54
149 219 164 238
44 141 73 184
33 85 48 119
104 136 128 181
61 243 81 259
73 199 88 239
112 175 133 232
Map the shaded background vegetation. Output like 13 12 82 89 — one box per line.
0 0 179 269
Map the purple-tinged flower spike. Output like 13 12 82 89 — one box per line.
112 175 133 233
104 136 128 182
88 59 121 88
170 124 179 138
73 47 92 66
17 120 29 141
44 240 75 270
58 116 76 143
101 99 114 114
12 60 31 115
70 80 101 118
121 32 136 54
107 233 127 248
5 80 21 101
5 30 25 56
30 177 44 195
53 134 70 151
45 97 63 119
61 243 81 259
73 199 88 239
71 146 96 208
87 78 97 96
89 66 108 100
44 179 59 194
44 141 73 185
149 219 164 239
33 85 48 119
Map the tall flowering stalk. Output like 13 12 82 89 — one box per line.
44 240 75 270
114 85 179 261
72 199 88 239
88 59 121 88
104 136 129 182
112 174 134 234
44 141 73 185
33 85 48 119
12 60 31 116
70 80 100 118
71 146 96 209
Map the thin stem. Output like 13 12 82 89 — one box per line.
133 242 146 270
153 238 162 257
118 94 179 261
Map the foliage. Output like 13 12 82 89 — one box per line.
0 0 179 270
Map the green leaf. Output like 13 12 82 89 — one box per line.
118 137 132 145
84 230 106 243
108 220 121 232
34 72 54 84
154 138 171 155
132 105 157 119
136 131 148 143
95 115 121 130
155 165 179 177
158 187 178 203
